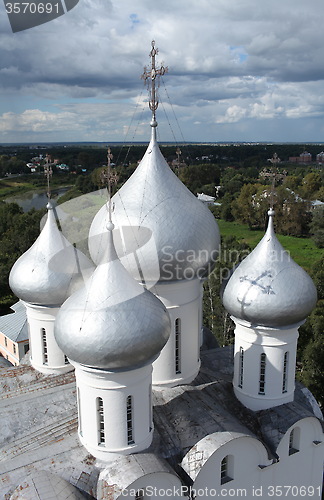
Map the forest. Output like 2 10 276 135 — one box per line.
0 142 323 406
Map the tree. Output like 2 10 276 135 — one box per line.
310 207 324 248
203 235 250 346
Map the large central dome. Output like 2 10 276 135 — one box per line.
89 127 220 283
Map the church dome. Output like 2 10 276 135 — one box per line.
222 210 317 327
9 201 94 306
88 127 220 283
54 222 171 370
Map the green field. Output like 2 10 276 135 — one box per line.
217 219 323 272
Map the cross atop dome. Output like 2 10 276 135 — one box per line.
141 40 168 127
100 146 119 224
44 154 53 199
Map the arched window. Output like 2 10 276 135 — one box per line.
238 347 244 388
175 318 181 374
220 455 233 484
127 395 134 445
289 428 300 455
64 355 69 365
97 397 105 445
258 353 266 395
282 351 289 393
41 328 48 365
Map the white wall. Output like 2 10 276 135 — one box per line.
232 319 299 411
152 279 202 387
24 302 73 375
74 362 154 461
182 418 323 499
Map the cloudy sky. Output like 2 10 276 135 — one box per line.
1 0 324 143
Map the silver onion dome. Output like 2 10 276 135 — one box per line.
54 222 171 370
9 201 94 306
88 127 220 283
222 210 317 327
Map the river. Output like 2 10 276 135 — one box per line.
5 188 70 212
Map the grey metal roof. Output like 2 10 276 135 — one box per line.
151 346 322 462
8 470 87 499
0 302 28 343
222 210 317 327
0 346 322 498
9 202 94 307
89 127 220 283
55 227 170 370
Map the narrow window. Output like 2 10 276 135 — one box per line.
220 455 233 484
24 343 29 355
13 344 16 354
4 337 7 347
97 397 105 445
64 355 69 365
149 383 152 432
282 351 289 393
135 490 145 500
259 353 266 395
238 347 244 388
41 328 48 365
78 388 82 437
289 428 300 455
175 318 181 374
126 395 134 445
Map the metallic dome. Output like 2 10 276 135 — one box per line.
222 210 317 327
54 224 171 370
88 127 220 283
9 202 94 306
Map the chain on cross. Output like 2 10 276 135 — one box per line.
44 154 53 199
141 40 168 124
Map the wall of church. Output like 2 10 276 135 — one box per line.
183 420 323 499
152 279 202 387
233 321 299 411
74 362 154 461
24 303 73 374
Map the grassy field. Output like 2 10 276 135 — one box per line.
217 219 323 272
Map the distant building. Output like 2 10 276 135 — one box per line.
0 302 29 366
289 152 312 163
316 151 324 164
197 192 216 205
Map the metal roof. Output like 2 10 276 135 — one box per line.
0 302 28 343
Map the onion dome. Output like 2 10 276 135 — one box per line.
9 201 94 306
222 209 317 327
88 127 220 283
54 220 171 370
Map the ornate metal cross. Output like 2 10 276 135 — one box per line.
44 154 53 199
141 40 168 124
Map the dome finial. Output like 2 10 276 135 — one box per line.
44 153 53 201
141 40 168 130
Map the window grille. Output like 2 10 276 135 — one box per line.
41 328 48 365
97 397 105 445
282 351 289 393
238 347 244 388
127 395 134 445
259 353 266 394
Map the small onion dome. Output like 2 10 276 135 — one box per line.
9 201 94 307
222 210 317 327
88 128 220 282
54 222 171 370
